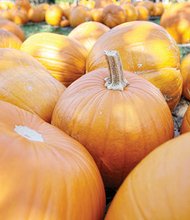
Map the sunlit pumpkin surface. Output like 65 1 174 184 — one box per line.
52 68 174 188
21 32 87 87
0 48 64 122
0 100 105 220
86 21 182 110
68 21 110 53
0 29 22 49
105 132 190 220
0 18 25 41
160 2 190 44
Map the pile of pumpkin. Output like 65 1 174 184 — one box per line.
0 0 164 28
0 14 190 218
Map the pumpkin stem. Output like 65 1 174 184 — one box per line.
104 50 129 91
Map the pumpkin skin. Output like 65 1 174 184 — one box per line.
121 3 138 22
51 58 174 188
69 5 92 27
160 2 190 44
0 48 65 122
91 8 104 23
28 6 45 23
105 132 190 220
135 5 149 21
86 21 182 110
21 32 87 87
0 100 105 220
45 5 63 26
0 29 22 49
180 106 190 134
180 53 190 100
0 18 25 41
102 4 126 28
68 21 110 53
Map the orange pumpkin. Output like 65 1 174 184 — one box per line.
0 9 12 20
0 100 105 220
21 32 88 87
121 3 138 22
51 50 174 188
0 48 64 122
91 8 104 23
60 18 70 27
0 18 25 41
86 21 182 110
0 29 22 49
105 132 190 219
28 6 45 23
180 53 190 100
45 5 63 26
102 4 126 28
10 7 29 25
160 2 190 44
181 105 190 134
151 2 164 17
135 5 149 20
69 5 92 27
14 0 31 12
94 0 114 8
68 21 110 53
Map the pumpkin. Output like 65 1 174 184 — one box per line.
28 6 45 23
94 0 114 8
69 5 92 27
0 18 25 41
86 21 182 110
10 7 29 25
160 2 190 44
91 8 104 23
0 100 105 220
180 105 190 134
105 132 190 220
60 18 70 27
68 21 110 53
102 4 126 28
180 53 190 100
121 3 138 22
151 2 164 17
21 32 87 87
135 0 154 14
45 5 63 26
135 5 149 20
51 50 174 188
0 48 64 122
0 29 22 49
0 9 12 20
14 0 31 12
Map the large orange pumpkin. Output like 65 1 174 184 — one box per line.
180 53 190 100
68 21 110 53
0 100 105 220
69 5 92 27
21 32 87 87
0 18 25 41
102 4 126 28
0 48 64 122
86 21 182 110
52 50 174 188
105 132 190 219
0 29 22 49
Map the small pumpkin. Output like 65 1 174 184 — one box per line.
180 105 190 134
91 8 104 23
14 0 31 12
105 132 190 219
0 9 12 20
68 21 110 53
45 5 63 26
0 29 22 49
151 2 164 17
102 4 126 28
60 18 70 27
0 18 25 41
0 100 105 220
94 0 114 8
69 5 92 27
21 32 88 87
135 5 149 21
0 48 65 122
86 21 182 110
121 3 138 22
180 53 190 100
51 50 174 188
10 7 29 25
28 6 45 23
